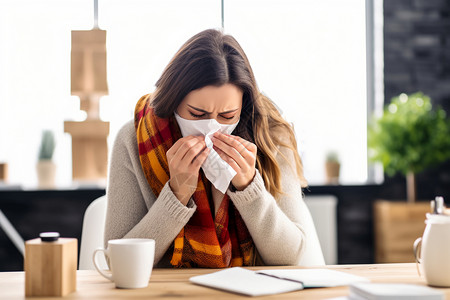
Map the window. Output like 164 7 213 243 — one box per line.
0 0 382 187
225 0 373 184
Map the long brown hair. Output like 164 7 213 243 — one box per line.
151 29 307 197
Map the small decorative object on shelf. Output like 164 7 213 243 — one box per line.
325 151 340 185
0 162 7 182
25 232 77 297
36 130 56 189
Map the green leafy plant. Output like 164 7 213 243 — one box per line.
325 151 340 184
326 151 340 163
368 92 450 202
38 130 56 161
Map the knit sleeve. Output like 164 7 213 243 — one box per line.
104 121 196 266
227 146 311 266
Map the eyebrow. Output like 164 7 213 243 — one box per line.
187 104 239 114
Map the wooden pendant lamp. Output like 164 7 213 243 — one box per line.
64 0 109 182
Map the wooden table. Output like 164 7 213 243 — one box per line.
1 263 449 299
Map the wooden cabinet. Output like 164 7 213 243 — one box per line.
374 200 430 263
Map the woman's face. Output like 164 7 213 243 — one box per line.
176 84 243 124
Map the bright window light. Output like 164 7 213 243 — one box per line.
225 0 368 184
0 0 376 187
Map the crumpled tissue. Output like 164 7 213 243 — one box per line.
174 113 239 194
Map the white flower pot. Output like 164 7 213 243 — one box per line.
36 160 56 189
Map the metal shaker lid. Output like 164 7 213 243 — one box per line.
39 232 60 242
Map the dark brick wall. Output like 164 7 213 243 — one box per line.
384 0 450 111
383 1 450 196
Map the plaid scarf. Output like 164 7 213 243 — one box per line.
134 94 254 268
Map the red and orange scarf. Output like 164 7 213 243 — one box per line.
134 94 254 268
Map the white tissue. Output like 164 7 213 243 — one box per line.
174 113 239 194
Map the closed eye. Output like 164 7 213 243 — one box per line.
189 112 206 118
220 115 235 120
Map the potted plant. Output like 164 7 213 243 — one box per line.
368 92 450 203
325 151 340 184
0 162 7 182
368 92 450 262
36 130 56 188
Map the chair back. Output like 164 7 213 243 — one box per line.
304 195 338 265
79 196 108 270
297 197 326 266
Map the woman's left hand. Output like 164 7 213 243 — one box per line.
211 131 257 191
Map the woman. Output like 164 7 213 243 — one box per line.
105 29 321 268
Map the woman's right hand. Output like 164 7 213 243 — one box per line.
167 136 210 205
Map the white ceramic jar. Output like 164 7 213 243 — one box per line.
414 213 450 287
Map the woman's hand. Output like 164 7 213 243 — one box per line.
167 136 210 205
211 132 257 191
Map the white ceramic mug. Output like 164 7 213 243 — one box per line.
414 213 450 287
93 238 155 289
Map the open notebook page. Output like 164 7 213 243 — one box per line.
256 268 370 288
190 267 369 296
190 267 304 296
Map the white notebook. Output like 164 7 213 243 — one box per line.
256 269 370 288
349 282 445 300
189 267 369 297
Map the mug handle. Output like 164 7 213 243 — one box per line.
413 237 422 276
93 248 113 282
